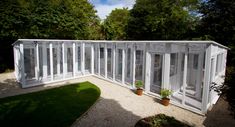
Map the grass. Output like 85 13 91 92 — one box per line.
135 114 191 127
0 81 101 127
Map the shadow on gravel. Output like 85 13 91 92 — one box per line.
203 97 235 127
73 97 142 127
0 78 20 94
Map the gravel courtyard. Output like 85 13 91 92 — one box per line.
1 72 235 127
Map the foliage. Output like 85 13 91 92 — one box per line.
0 0 101 39
127 0 200 40
135 80 143 89
0 82 101 127
103 8 130 40
160 89 172 99
135 114 191 127
210 67 235 117
200 0 235 117
199 0 235 46
0 0 102 72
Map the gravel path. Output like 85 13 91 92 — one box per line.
2 72 226 127
71 76 205 127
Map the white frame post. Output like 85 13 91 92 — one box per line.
98 44 100 76
182 45 188 105
144 44 151 92
91 43 94 74
62 42 65 78
20 43 25 87
73 42 76 77
132 43 136 88
35 42 39 80
122 47 125 85
49 42 53 81
57 43 61 76
42 43 48 79
112 44 116 81
81 42 85 75
162 43 171 89
104 43 108 78
202 44 212 113
195 52 204 99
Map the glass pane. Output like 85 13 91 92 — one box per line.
135 50 143 80
77 46 81 71
170 53 178 76
47 48 50 76
67 47 73 73
38 45 43 77
100 47 105 76
125 48 132 84
170 53 183 104
116 49 122 81
24 48 35 80
127 48 131 78
53 48 57 75
107 48 112 78
150 54 162 94
85 46 91 72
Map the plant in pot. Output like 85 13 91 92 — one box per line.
160 89 172 106
135 80 143 96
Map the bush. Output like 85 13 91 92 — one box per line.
135 114 191 127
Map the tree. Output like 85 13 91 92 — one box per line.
200 0 235 117
103 8 130 40
127 0 200 40
0 0 101 39
200 0 235 46
0 0 101 72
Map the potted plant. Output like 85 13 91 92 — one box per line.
135 80 143 96
160 89 172 106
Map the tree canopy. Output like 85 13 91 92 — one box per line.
102 8 130 40
126 0 200 40
199 0 235 46
0 0 100 40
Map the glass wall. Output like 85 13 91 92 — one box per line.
100 47 105 76
169 44 205 111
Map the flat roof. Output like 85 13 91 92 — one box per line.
13 39 229 49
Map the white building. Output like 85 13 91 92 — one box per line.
13 39 228 114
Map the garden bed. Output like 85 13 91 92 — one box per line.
135 114 191 127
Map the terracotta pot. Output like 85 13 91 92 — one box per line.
161 98 170 106
136 88 143 96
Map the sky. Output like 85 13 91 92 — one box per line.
89 0 136 20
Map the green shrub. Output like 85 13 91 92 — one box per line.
160 89 172 99
135 80 143 89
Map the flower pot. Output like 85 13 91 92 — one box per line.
136 88 143 96
161 98 170 106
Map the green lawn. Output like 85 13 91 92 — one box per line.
0 81 101 127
